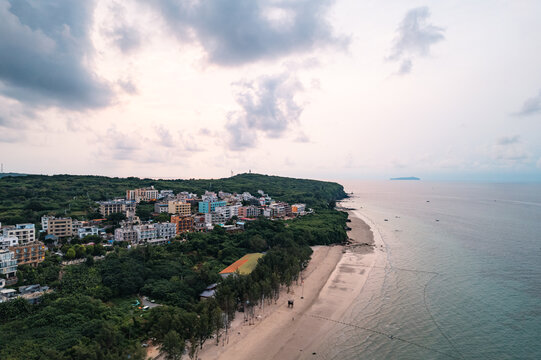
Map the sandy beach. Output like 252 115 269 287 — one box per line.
198 210 383 360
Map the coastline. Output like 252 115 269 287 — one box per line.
198 208 383 360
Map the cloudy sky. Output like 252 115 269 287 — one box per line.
1 0 540 181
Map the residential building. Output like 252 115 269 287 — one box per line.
176 192 197 201
201 191 218 202
9 242 45 267
292 203 306 215
215 205 240 220
241 192 253 201
78 227 100 239
238 206 260 218
19 284 51 305
156 222 176 240
114 227 138 243
262 208 273 218
136 224 158 243
154 202 169 213
0 235 18 250
198 200 227 214
171 215 194 234
2 223 36 245
158 190 174 200
71 220 85 237
0 288 17 302
41 215 55 232
47 217 73 239
269 202 292 218
0 250 17 282
168 200 191 216
98 200 136 217
126 186 159 203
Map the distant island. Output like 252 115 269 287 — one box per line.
390 177 421 181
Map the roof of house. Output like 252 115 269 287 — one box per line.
219 253 264 275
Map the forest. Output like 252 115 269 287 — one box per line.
0 174 348 359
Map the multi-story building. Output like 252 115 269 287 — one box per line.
47 217 73 239
168 200 191 216
198 200 227 214
41 215 55 232
155 223 176 240
98 200 137 217
0 235 18 250
78 227 100 239
114 227 138 243
0 250 17 282
2 223 36 245
262 208 273 218
176 192 197 201
238 206 261 218
269 202 292 218
126 186 159 203
154 202 169 213
136 224 158 243
9 242 45 267
71 220 86 237
291 204 306 215
215 205 240 220
201 191 218 202
158 190 174 200
171 215 194 234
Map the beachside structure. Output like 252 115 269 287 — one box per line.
219 253 264 278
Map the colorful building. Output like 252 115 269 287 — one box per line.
198 200 227 214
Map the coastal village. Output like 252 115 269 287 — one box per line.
0 185 308 303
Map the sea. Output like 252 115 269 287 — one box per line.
317 181 541 360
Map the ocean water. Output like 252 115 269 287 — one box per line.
318 181 541 360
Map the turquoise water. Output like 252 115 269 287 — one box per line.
319 181 541 359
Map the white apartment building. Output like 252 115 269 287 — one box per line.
136 224 159 243
215 205 240 220
0 235 18 250
156 223 176 240
78 227 100 239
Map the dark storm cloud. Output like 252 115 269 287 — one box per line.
226 73 304 150
387 6 444 74
0 0 112 109
515 90 541 116
144 0 348 65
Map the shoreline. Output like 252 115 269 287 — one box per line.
198 208 383 360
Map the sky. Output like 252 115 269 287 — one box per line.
1 0 540 182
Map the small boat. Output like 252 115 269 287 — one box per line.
384 219 389 221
